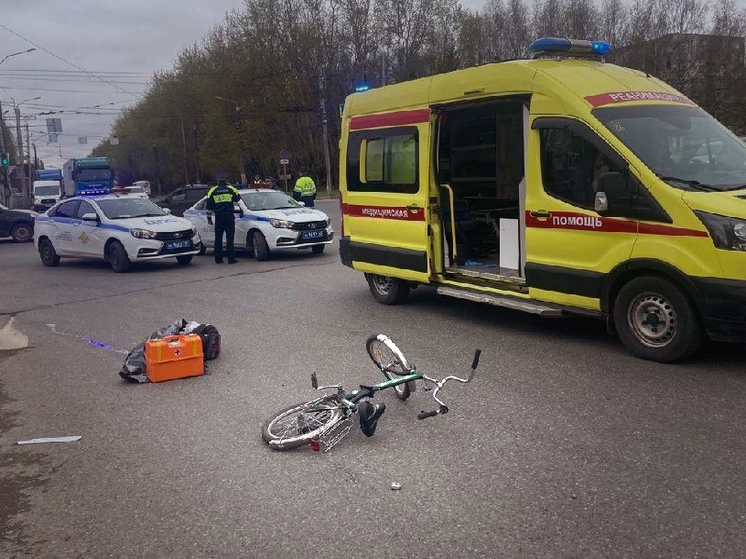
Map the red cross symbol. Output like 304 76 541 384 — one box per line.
174 348 182 356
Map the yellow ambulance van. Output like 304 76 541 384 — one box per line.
338 37 746 363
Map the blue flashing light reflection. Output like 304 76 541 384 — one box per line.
591 41 612 55
354 83 370 93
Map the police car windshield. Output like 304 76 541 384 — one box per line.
243 190 300 211
96 198 167 219
594 105 746 192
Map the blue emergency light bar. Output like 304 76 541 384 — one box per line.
528 37 612 58
354 83 371 93
78 189 109 197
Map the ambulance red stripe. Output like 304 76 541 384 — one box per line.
585 91 696 107
350 108 430 130
342 203 426 221
525 211 708 237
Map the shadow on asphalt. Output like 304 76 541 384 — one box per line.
36 247 329 274
364 285 746 371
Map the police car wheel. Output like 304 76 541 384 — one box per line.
311 244 325 254
11 223 33 243
365 273 410 305
613 275 703 363
176 255 193 265
253 231 270 261
198 244 207 256
108 241 131 273
38 238 60 267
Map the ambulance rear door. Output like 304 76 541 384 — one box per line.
341 109 432 283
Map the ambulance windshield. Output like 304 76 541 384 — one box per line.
594 105 746 192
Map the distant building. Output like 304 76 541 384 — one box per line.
611 33 746 133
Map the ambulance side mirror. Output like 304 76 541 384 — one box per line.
594 192 608 212
595 172 628 215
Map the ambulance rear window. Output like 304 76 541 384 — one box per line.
347 127 418 193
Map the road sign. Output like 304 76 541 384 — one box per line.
280 158 289 165
280 150 289 159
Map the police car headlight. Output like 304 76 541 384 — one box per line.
270 218 294 229
326 217 331 227
695 211 746 251
190 224 197 236
130 228 157 239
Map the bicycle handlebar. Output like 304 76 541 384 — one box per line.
418 349 481 419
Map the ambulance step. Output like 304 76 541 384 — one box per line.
436 286 563 317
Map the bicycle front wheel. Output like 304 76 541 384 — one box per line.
366 334 413 401
262 400 343 450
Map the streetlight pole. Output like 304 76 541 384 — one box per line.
0 49 36 205
0 48 36 67
215 96 246 184
11 97 40 205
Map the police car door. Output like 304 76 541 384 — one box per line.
49 200 81 255
342 116 431 283
185 198 214 248
72 200 106 256
525 118 637 309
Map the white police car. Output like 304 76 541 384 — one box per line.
183 188 333 260
34 195 201 272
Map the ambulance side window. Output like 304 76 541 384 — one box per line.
347 127 418 193
539 128 622 209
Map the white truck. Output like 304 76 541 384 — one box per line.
32 168 63 211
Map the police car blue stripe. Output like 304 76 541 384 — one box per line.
37 216 133 232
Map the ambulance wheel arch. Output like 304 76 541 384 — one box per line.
602 259 705 362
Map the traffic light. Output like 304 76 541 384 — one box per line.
0 153 8 166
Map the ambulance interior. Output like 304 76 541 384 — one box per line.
436 100 526 278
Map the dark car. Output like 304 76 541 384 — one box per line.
0 203 36 242
155 185 210 216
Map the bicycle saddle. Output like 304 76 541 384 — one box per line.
358 401 386 437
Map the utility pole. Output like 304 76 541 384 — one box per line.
15 105 24 203
32 143 38 168
180 117 190 185
0 98 9 205
25 121 31 202
215 96 246 184
153 144 162 196
318 75 333 194
193 123 201 183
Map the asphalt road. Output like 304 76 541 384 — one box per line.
1 199 746 558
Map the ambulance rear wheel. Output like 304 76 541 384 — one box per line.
108 241 131 273
365 274 410 305
613 275 703 363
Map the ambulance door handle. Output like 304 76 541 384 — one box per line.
530 210 551 221
406 203 422 211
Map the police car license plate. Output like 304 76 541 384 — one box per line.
166 239 191 250
301 230 325 240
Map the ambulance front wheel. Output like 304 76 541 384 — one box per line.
365 274 410 305
613 275 703 363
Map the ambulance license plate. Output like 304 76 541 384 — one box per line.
166 239 191 250
301 230 325 240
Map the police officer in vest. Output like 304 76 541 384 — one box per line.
206 173 242 264
293 169 317 207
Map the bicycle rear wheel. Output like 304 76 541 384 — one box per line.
366 334 413 401
262 400 343 450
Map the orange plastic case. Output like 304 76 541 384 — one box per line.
145 334 204 383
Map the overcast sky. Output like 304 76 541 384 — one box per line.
0 0 738 170
0 0 488 169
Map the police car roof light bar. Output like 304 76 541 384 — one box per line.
528 37 612 58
